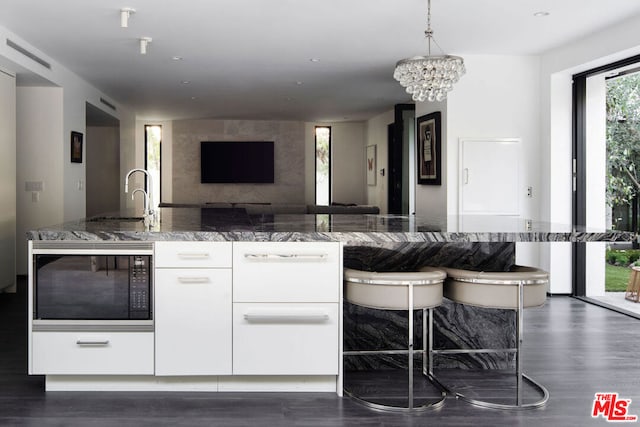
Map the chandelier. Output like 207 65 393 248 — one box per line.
393 0 465 102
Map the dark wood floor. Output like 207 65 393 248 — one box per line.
2 278 639 426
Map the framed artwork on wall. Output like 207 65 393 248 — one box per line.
366 145 376 186
416 111 441 185
70 131 83 163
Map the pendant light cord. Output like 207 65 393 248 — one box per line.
426 0 433 55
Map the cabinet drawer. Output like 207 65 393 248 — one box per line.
155 242 232 268
233 303 339 375
32 332 153 375
233 242 341 302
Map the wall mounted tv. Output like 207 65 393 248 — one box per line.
200 141 275 183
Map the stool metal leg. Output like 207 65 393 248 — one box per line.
430 279 549 410
423 308 427 375
427 281 549 409
408 282 414 409
343 299 446 411
517 280 523 406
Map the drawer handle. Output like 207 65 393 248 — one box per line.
244 310 330 323
76 339 110 346
178 277 211 284
177 252 210 259
244 253 328 261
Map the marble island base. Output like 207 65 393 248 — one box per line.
343 242 517 371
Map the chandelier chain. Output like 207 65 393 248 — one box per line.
426 0 432 55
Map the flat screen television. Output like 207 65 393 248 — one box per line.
200 141 275 183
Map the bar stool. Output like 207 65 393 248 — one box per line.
427 265 549 410
343 268 447 411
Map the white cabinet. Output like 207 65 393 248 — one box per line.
155 269 232 375
30 240 342 390
233 303 339 375
155 241 232 269
232 242 341 375
32 332 153 375
233 242 340 302
154 242 232 376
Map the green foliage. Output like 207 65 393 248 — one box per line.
605 249 640 266
607 74 640 207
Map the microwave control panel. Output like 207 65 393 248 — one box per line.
130 255 151 319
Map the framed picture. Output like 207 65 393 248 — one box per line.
417 111 441 185
366 145 376 186
71 131 83 163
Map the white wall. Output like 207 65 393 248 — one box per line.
304 122 366 206
415 101 447 221
585 75 607 296
365 109 394 214
441 55 542 268
446 55 542 221
16 87 63 275
0 24 137 274
332 122 366 204
0 69 16 291
539 73 574 293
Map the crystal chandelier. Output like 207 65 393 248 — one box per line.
393 0 465 102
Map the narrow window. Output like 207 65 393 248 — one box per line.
144 125 162 210
315 126 331 206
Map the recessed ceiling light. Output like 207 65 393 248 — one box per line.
309 58 320 62
172 56 183 61
181 80 190 84
533 11 550 17
296 81 303 85
191 96 198 100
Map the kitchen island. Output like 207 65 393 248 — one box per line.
27 208 634 392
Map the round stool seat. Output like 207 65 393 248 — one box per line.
440 266 548 309
344 268 445 310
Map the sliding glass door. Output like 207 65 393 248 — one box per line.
573 55 640 312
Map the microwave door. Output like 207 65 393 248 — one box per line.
35 255 131 320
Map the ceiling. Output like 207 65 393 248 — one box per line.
2 0 640 122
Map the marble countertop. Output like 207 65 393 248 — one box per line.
26 207 636 244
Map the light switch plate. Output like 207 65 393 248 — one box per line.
25 181 44 192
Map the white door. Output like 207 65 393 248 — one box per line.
459 138 520 216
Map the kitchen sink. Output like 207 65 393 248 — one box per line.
88 216 144 222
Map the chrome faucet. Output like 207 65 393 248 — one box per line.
131 188 149 216
125 168 154 222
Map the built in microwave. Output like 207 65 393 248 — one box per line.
31 242 153 322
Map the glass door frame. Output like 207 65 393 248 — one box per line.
572 54 640 296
